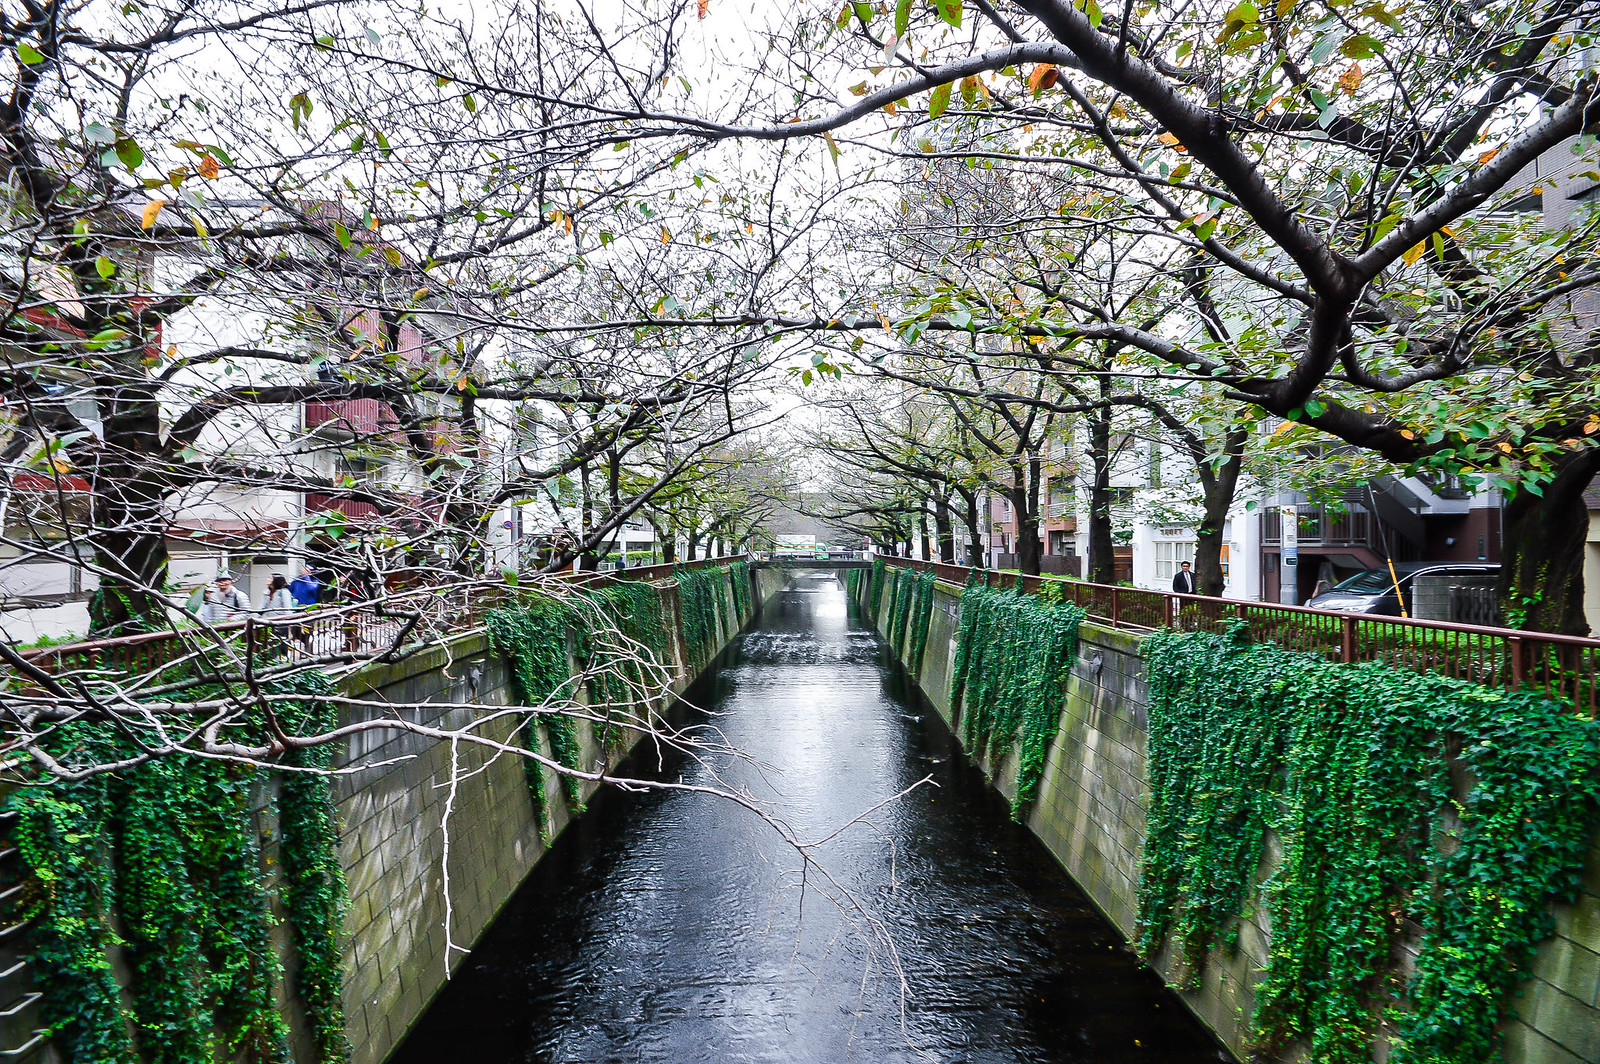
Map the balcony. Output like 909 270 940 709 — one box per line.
305 398 392 436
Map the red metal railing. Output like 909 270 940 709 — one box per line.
879 557 1600 716
9 556 749 681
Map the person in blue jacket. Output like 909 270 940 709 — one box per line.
289 563 321 606
287 564 321 652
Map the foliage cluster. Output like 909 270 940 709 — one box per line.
867 557 887 613
674 565 735 666
487 595 583 829
882 568 938 675
1139 626 1600 1064
5 675 349 1064
486 565 745 836
949 582 1085 817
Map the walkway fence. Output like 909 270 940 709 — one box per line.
5 555 745 684
880 557 1600 717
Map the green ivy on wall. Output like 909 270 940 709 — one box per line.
487 569 738 835
6 675 349 1064
486 596 588 830
867 557 886 612
886 567 915 651
1139 625 1600 1064
728 560 752 618
949 582 1085 817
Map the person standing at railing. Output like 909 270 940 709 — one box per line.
1172 561 1198 595
289 564 321 606
203 573 251 624
261 574 295 658
287 563 320 652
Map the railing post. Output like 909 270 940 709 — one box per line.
1165 593 1175 629
1111 586 1120 627
1509 636 1525 689
1341 614 1356 664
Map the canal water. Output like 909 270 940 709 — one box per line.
390 576 1231 1064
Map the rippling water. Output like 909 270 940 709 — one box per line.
390 576 1231 1064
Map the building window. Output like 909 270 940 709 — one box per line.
1153 539 1195 582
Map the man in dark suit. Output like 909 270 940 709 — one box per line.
1172 561 1198 594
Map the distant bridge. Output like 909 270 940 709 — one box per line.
751 556 872 570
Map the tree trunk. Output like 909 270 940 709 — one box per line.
932 488 955 563
87 386 172 635
1008 463 1043 577
1499 449 1599 634
1192 429 1247 598
918 502 932 561
958 488 983 566
685 529 700 561
1087 404 1115 584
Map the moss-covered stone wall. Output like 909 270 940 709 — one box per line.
859 571 1600 1064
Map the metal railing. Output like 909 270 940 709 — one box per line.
879 557 1600 717
6 556 749 681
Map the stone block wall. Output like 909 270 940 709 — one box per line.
334 567 759 1064
858 568 1600 1064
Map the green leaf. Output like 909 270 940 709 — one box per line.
1372 213 1402 241
94 255 116 279
1082 0 1104 28
463 93 477 113
1304 399 1327 417
1340 33 1381 59
114 138 143 170
84 122 115 145
85 327 128 351
929 81 952 119
382 246 403 266
16 42 45 65
895 0 912 35
334 222 352 249
1170 162 1192 182
935 0 962 28
852 1 873 22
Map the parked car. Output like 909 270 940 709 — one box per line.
1306 563 1500 616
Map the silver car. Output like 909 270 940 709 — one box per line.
1306 563 1500 616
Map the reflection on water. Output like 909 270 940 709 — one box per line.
390 574 1231 1064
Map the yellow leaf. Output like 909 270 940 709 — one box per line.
165 343 177 360
1338 62 1363 94
1109 101 1128 119
1477 147 1499 165
883 100 898 115
412 287 430 300
1402 243 1424 265
877 313 891 331
1157 131 1186 153
1399 429 1415 440
1497 441 1514 453
1585 421 1599 435
1027 64 1058 93
198 154 220 179
697 0 708 16
141 199 166 229
456 377 468 391
660 225 672 243
52 458 71 474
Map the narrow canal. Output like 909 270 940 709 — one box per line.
390 577 1231 1064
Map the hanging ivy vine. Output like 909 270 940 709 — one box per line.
905 571 936 674
485 597 585 830
949 582 1085 817
866 557 886 613
6 675 349 1064
728 560 752 618
674 565 734 666
1139 625 1600 1064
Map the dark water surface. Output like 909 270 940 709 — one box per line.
390 577 1231 1064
